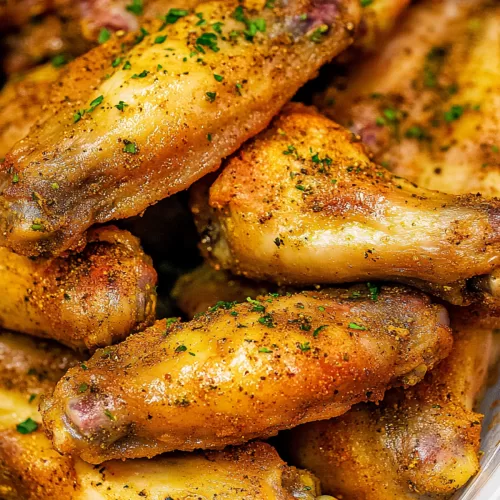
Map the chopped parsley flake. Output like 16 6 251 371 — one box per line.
81 363 88 371
132 70 149 79
360 0 373 6
298 342 311 352
212 22 223 34
12 172 19 183
367 283 380 301
258 314 274 328
444 105 464 123
175 345 188 352
196 32 220 52
126 0 143 15
51 54 68 68
112 57 122 68
122 60 132 70
259 347 272 353
214 74 224 82
209 301 237 312
348 322 367 331
309 25 328 43
115 101 128 112
122 140 138 154
163 8 189 26
31 224 44 231
98 28 111 44
313 325 327 337
16 418 38 434
154 35 167 44
405 125 428 140
247 297 265 312
78 383 88 393
206 91 217 102
104 410 116 421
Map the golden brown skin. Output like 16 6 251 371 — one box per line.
172 263 278 319
0 332 324 500
0 225 157 350
192 104 500 303
316 0 500 197
289 321 491 499
41 285 452 463
0 64 60 160
0 0 360 257
351 0 410 53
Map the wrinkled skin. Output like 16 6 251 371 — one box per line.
289 320 492 499
0 225 157 350
42 285 451 463
192 104 500 304
0 332 324 500
316 0 499 197
0 0 360 257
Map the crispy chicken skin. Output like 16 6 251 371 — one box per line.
316 0 500 197
0 332 325 500
41 285 452 463
0 225 157 350
0 64 60 159
289 321 491 499
0 0 360 258
192 104 500 300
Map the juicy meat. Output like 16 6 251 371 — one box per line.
192 103 500 303
0 225 157 350
289 319 492 499
0 0 360 257
41 285 452 463
0 332 321 500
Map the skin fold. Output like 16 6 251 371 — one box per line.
192 103 500 303
41 285 452 463
316 0 500 198
0 225 157 350
288 320 492 499
0 331 325 500
0 0 360 258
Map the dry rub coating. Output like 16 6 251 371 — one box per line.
192 104 500 303
0 331 324 500
0 0 360 257
289 320 491 498
41 285 452 463
0 225 157 350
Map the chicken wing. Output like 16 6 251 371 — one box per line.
0 331 325 500
288 319 492 499
0 225 157 350
316 0 500 197
191 103 500 302
0 64 60 160
0 0 360 257
41 285 451 463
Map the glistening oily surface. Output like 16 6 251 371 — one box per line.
0 0 360 257
192 103 500 303
41 285 452 463
0 331 322 500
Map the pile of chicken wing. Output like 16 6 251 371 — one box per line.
0 0 498 498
